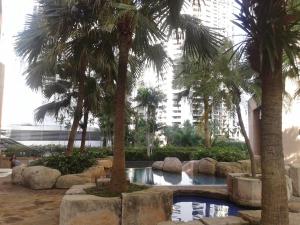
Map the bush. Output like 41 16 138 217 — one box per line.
191 146 248 162
30 151 97 175
125 151 148 161
4 145 42 157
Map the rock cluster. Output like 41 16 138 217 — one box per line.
11 158 113 190
152 157 261 177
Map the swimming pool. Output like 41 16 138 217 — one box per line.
172 195 249 222
126 167 226 186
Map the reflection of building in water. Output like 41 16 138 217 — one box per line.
172 200 231 222
127 167 154 185
209 204 229 217
192 202 206 220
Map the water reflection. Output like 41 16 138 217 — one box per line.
172 196 247 222
126 167 225 186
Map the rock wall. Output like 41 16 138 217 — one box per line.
60 185 173 225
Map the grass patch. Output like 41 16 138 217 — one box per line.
85 183 149 198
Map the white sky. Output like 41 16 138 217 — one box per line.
0 0 43 128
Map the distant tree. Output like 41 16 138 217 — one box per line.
173 56 223 148
163 121 202 147
134 87 166 156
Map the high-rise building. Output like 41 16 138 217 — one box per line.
134 0 242 140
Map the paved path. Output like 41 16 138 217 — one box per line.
0 175 65 225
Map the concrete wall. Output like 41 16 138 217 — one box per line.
248 77 300 164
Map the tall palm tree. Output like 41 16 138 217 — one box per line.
173 57 223 148
217 45 260 177
234 1 300 224
134 87 166 156
87 0 220 193
15 0 117 156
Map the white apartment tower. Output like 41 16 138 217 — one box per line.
136 0 241 139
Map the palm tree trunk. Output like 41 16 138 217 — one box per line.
146 109 151 157
235 99 256 177
203 96 211 148
80 105 89 153
66 68 85 156
109 16 133 193
260 61 288 225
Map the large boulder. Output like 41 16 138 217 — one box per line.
97 159 113 169
238 158 261 174
198 158 217 175
60 194 121 225
152 161 164 170
182 160 200 175
162 157 182 173
11 165 26 185
56 174 91 189
215 162 243 177
22 166 61 189
122 187 173 225
81 166 106 183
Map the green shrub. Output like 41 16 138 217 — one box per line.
191 146 248 162
125 151 148 161
30 151 97 175
150 149 195 161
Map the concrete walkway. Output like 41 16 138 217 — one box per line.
0 175 65 225
0 168 11 177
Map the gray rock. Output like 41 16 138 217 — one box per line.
22 166 61 189
198 158 217 175
122 187 173 225
65 183 95 195
60 194 121 225
11 165 26 185
216 162 243 177
163 157 182 173
152 161 164 170
55 174 91 189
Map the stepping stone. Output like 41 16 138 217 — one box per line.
157 221 204 225
200 216 249 225
239 210 300 225
289 201 300 213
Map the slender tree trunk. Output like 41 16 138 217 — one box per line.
146 109 151 157
80 105 89 153
109 16 132 193
260 59 288 225
235 97 256 177
66 64 86 156
203 96 211 148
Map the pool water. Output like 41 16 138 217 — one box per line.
126 167 226 186
172 196 249 222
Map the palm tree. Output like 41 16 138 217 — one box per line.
217 45 260 177
234 1 300 224
134 87 166 156
173 57 223 148
87 0 221 193
15 0 117 156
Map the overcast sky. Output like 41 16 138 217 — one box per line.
0 0 44 128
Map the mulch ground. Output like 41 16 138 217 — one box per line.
0 175 65 225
